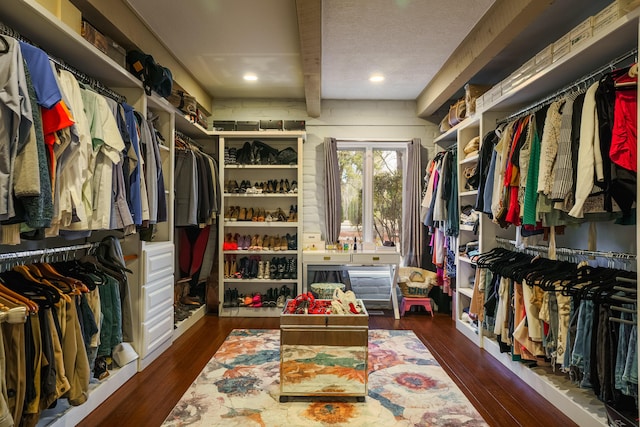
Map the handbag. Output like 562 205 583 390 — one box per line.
126 50 173 97
447 98 466 127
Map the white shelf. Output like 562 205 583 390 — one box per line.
482 337 608 426
0 0 140 89
459 224 475 232
460 190 478 197
38 360 138 427
224 250 298 255
460 154 479 165
225 164 298 169
455 318 481 346
224 278 299 284
173 305 207 340
219 306 285 317
458 287 474 298
224 193 299 197
223 221 299 227
483 9 640 116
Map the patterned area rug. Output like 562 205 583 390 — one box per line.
162 329 487 426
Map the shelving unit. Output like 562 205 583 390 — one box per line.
218 132 305 317
434 5 640 426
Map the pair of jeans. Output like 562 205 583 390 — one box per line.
570 299 594 388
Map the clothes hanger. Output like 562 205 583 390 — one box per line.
0 35 8 54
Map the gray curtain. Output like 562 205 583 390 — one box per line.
402 138 422 267
324 137 341 244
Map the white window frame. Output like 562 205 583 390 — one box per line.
336 140 409 245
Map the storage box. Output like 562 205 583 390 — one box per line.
81 20 108 54
213 120 236 131
618 0 640 13
280 299 368 400
594 2 623 35
552 34 572 63
283 120 306 131
236 120 259 131
570 16 593 48
37 0 81 35
106 41 126 68
259 119 283 130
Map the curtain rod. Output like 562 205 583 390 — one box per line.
0 242 99 262
495 237 636 260
0 20 127 104
496 48 638 125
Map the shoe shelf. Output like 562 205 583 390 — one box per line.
219 133 305 317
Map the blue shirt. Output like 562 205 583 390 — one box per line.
19 41 62 109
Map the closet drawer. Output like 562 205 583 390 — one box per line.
303 252 351 263
142 275 174 321
143 242 174 283
141 306 174 357
351 253 399 265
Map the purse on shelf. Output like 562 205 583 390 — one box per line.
447 98 466 127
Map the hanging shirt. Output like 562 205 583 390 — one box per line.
0 37 33 222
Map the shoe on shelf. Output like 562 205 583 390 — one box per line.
264 260 271 279
289 180 298 193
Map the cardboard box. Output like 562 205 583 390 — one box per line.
570 16 593 48
37 0 82 35
593 2 623 35
618 0 640 13
81 20 108 54
535 44 553 65
106 41 126 68
552 38 571 63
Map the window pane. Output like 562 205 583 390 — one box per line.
372 149 403 247
338 150 363 246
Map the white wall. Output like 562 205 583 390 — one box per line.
212 99 440 240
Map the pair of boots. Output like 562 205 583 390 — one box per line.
174 278 201 306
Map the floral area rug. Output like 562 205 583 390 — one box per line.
162 329 487 426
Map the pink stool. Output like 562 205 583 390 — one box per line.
400 297 434 317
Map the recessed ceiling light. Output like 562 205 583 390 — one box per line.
243 73 258 81
369 74 385 82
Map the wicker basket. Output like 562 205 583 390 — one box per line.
310 283 346 299
397 267 437 298
399 281 433 298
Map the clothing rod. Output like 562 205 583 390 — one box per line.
609 317 636 325
0 20 126 104
614 286 638 293
495 237 636 260
617 277 637 284
611 294 637 304
0 242 98 261
497 48 638 125
610 305 636 314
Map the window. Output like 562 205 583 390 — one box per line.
337 141 407 248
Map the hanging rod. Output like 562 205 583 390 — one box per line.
0 20 126 104
497 48 638 125
0 242 99 262
495 237 636 260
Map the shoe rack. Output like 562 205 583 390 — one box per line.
218 131 305 317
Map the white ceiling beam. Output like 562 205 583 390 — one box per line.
416 0 554 118
295 0 322 118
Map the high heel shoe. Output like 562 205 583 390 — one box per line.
230 206 239 221
238 207 247 221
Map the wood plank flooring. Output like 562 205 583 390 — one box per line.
77 311 580 427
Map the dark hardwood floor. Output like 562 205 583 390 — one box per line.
77 310 580 427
